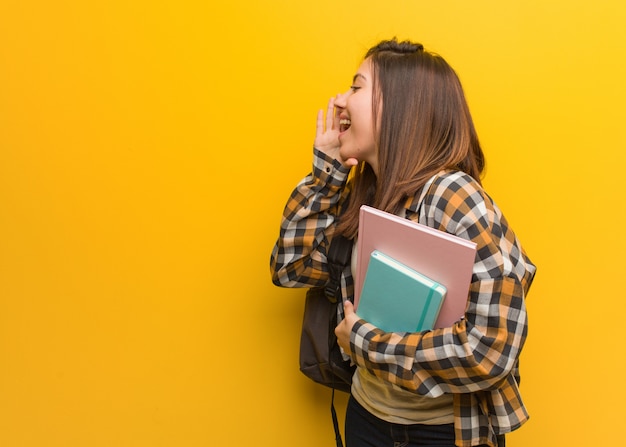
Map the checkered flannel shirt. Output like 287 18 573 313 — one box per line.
270 149 536 447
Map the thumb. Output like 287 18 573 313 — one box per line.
343 157 359 168
343 300 355 315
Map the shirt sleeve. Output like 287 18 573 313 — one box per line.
269 148 351 288
348 173 536 397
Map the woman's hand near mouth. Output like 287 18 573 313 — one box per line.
314 96 358 168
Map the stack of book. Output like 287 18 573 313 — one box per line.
354 206 477 332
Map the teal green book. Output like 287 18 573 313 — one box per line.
356 250 447 332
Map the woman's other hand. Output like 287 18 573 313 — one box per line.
335 300 360 355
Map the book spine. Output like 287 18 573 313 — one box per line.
415 287 436 330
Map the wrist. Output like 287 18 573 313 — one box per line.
313 147 351 187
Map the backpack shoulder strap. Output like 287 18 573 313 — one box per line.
323 230 353 447
324 233 352 303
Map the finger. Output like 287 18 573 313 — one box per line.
334 323 341 337
344 300 355 315
332 93 342 128
344 158 359 168
316 109 324 136
325 97 335 131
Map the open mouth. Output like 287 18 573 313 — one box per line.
339 118 351 132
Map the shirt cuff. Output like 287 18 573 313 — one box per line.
349 319 376 366
312 147 351 189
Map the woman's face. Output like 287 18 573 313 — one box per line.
335 58 378 173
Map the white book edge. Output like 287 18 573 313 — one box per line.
371 251 447 297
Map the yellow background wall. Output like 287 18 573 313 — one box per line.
1 1 624 446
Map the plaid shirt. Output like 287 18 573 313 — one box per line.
270 149 536 447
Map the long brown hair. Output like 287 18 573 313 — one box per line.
337 39 485 239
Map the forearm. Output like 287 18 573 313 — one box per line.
349 274 528 396
270 148 351 288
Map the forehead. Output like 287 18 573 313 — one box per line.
353 59 372 83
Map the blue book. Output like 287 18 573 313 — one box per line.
356 250 447 332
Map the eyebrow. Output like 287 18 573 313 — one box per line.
352 73 367 83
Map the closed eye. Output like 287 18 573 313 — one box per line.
350 85 361 92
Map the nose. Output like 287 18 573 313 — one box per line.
334 90 350 109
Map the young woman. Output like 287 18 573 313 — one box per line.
270 38 536 447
